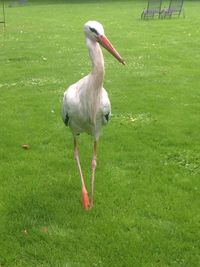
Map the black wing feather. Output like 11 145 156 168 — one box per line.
64 114 69 126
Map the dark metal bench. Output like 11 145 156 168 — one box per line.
141 0 163 19
162 0 185 18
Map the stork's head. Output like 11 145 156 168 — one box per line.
84 21 125 65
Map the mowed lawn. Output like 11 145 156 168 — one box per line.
0 0 200 266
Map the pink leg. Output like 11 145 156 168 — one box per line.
91 141 97 208
73 138 90 210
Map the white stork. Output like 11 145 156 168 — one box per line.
62 21 125 210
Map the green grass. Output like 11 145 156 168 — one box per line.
0 0 200 266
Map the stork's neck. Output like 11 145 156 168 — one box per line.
86 38 104 88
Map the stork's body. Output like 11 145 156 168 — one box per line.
62 74 111 141
62 21 124 209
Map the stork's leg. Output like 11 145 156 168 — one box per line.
91 141 97 208
73 137 90 210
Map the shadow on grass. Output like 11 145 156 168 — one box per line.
3 178 78 234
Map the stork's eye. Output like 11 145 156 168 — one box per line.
89 27 98 35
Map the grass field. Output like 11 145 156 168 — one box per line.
0 0 200 266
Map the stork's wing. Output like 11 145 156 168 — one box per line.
100 88 111 125
62 83 78 126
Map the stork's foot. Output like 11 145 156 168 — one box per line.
82 186 90 210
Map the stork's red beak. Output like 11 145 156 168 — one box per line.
98 35 125 65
